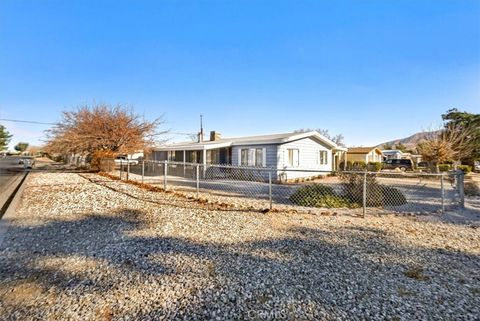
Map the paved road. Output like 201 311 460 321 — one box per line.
0 156 25 190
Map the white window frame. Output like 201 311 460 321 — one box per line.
240 149 249 166
287 148 299 167
238 147 267 167
318 150 328 165
255 148 267 167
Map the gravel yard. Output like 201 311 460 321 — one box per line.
0 172 479 321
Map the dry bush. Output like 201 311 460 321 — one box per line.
91 150 116 171
465 181 480 196
417 125 475 168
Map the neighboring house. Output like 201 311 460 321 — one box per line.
400 152 423 165
381 150 422 165
409 154 423 165
347 147 383 163
381 149 404 160
152 130 347 181
119 151 144 160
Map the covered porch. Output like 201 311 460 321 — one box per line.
152 147 232 167
332 147 348 171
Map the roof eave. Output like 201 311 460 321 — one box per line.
153 141 232 151
280 131 339 149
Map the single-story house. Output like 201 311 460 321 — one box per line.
347 147 383 163
151 130 347 181
381 149 404 160
381 150 423 165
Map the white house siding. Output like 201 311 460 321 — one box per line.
277 137 332 180
367 151 382 163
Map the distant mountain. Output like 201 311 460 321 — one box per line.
376 130 441 150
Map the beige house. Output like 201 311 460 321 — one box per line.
347 147 383 163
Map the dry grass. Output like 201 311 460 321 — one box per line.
404 266 430 281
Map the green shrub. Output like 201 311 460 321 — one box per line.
368 162 383 172
438 164 451 172
339 161 353 171
339 172 407 207
290 176 408 209
312 194 354 208
352 161 367 170
289 184 337 207
457 165 472 174
289 184 359 208
381 186 407 206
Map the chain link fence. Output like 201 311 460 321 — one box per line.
100 159 465 216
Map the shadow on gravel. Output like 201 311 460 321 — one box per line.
0 211 479 320
81 174 265 214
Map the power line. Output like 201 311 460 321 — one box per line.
0 118 56 125
0 118 196 136
171 132 196 136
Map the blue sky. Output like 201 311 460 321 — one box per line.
0 0 479 149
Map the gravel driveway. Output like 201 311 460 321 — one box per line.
0 172 479 320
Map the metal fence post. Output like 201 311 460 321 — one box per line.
458 171 465 209
441 174 445 214
127 160 130 181
196 164 200 199
164 160 168 191
141 160 145 184
268 171 272 210
362 172 367 217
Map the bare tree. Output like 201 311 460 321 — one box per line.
45 104 166 155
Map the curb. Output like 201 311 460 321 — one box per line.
0 172 29 247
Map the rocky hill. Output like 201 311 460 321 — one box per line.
376 130 441 149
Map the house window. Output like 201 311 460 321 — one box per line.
255 148 263 167
287 149 299 167
241 149 249 166
319 151 328 165
239 148 266 167
208 149 220 164
188 151 197 163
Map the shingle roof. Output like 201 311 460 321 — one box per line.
154 131 346 151
348 147 382 154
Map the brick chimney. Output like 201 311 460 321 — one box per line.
210 131 221 141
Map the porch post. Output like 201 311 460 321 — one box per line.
183 150 186 177
344 151 348 171
202 148 207 178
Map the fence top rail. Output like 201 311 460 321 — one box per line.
338 170 459 177
103 158 462 177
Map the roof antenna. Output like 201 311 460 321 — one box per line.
198 114 204 143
